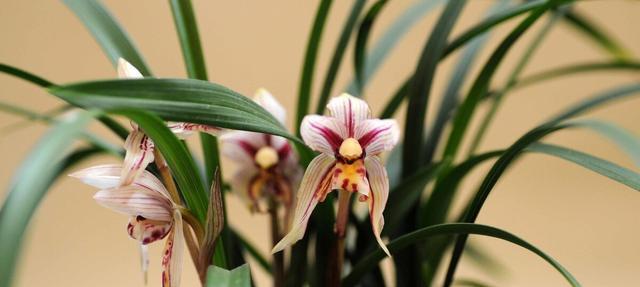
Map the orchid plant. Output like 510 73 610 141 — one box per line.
1 1 639 287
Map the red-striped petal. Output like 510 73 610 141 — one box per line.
272 154 336 253
364 156 391 257
326 94 371 137
122 128 155 186
300 115 346 155
356 119 399 156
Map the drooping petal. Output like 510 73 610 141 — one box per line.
127 216 172 244
122 128 155 186
71 164 172 200
356 119 400 156
364 156 391 257
254 88 286 125
117 58 144 79
140 244 149 284
326 93 371 137
272 154 336 253
168 122 223 139
162 211 184 287
332 159 370 197
220 130 266 166
94 186 173 221
300 115 346 155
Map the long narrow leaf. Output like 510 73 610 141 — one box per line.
49 78 303 144
315 0 367 114
0 63 54 87
345 0 445 94
563 11 631 60
513 61 640 90
63 0 151 75
296 0 333 132
0 111 96 287
342 223 580 287
206 264 251 287
353 0 388 96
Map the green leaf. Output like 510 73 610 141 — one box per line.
296 0 333 133
353 0 388 96
441 0 561 162
0 63 54 87
49 78 305 144
110 108 209 221
423 0 510 163
206 264 251 287
402 0 467 174
0 111 96 287
527 143 640 190
443 83 640 285
563 11 631 61
345 0 446 95
514 61 640 90
468 7 565 156
315 0 367 114
385 159 450 231
63 0 151 75
342 223 580 287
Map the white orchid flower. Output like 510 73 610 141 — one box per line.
117 58 222 186
70 165 184 287
220 89 302 213
272 94 399 256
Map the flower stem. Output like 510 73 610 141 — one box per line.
328 190 351 286
153 149 180 204
269 201 285 287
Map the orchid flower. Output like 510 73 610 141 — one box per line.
117 58 222 186
220 89 302 214
272 94 399 256
70 165 184 287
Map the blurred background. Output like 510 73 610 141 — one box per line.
1 1 639 286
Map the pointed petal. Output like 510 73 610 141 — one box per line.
220 130 265 166
127 216 172 244
162 211 184 287
70 164 122 189
356 119 400 156
364 156 391 257
122 128 155 186
254 88 286 125
327 93 371 137
71 164 172 200
94 186 173 221
168 122 223 139
300 115 346 155
117 58 144 79
272 154 336 253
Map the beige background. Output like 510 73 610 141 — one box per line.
1 1 639 286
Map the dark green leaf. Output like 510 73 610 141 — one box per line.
514 61 640 90
441 1 559 162
576 120 640 167
343 223 580 287
296 0 333 133
63 0 151 75
231 229 271 274
563 11 631 60
345 0 445 95
353 0 388 96
0 63 54 87
402 0 467 174
206 264 251 287
315 0 367 114
424 0 510 162
49 78 305 145
0 111 96 287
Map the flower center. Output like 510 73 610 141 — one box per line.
339 138 363 160
255 146 279 169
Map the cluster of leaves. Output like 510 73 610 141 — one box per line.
1 0 639 287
